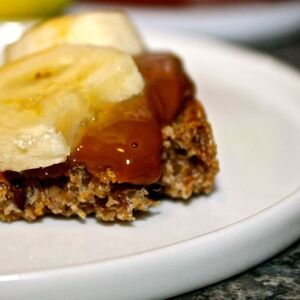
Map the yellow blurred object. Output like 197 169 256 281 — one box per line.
0 0 72 19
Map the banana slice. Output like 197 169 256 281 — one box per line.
0 44 144 172
5 12 145 62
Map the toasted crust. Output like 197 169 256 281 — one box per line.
0 99 219 222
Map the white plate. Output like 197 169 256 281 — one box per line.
0 29 300 300
73 1 300 43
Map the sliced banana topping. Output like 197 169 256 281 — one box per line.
0 44 144 172
6 125 69 172
5 12 145 62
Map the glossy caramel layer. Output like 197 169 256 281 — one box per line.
71 53 194 184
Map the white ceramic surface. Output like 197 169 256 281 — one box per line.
73 1 300 43
0 29 300 299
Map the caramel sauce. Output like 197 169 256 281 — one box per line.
70 94 162 184
22 163 69 179
134 53 194 125
71 53 194 185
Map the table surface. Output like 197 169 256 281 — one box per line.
172 35 300 300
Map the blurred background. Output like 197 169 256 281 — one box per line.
0 0 299 67
73 0 300 69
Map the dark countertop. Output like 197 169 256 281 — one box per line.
172 240 300 299
172 35 300 300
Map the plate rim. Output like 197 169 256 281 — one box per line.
1 187 299 300
2 186 300 280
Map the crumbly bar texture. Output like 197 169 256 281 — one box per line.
0 99 219 222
